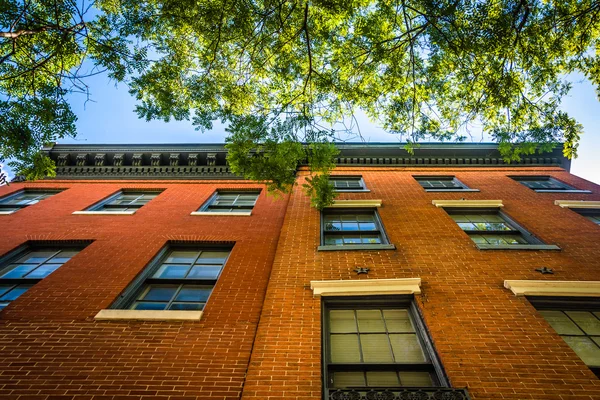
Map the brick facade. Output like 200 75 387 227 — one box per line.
0 181 288 400
241 167 600 400
1 154 600 400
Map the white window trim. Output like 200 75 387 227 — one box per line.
72 210 137 215
554 200 600 209
328 199 382 208
310 278 421 298
190 211 252 216
504 280 600 297
0 210 17 215
432 200 503 208
95 309 203 321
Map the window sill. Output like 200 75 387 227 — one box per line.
425 189 480 192
190 211 252 216
334 189 371 193
476 244 560 251
0 210 17 215
535 189 592 193
318 244 396 251
95 309 203 321
72 210 137 215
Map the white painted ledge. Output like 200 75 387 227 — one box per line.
310 278 421 298
190 211 252 216
432 200 503 208
95 309 203 321
554 200 600 209
0 210 17 215
329 199 382 208
504 280 600 297
73 211 136 215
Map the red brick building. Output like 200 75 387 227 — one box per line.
1 143 600 400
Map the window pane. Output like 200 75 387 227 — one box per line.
169 303 204 310
361 334 393 362
343 236 362 244
188 265 222 279
324 236 343 246
50 250 79 263
389 334 426 362
0 285 31 301
140 286 177 301
330 310 357 333
196 251 229 264
153 265 189 279
358 222 376 231
357 310 385 332
332 372 365 388
0 285 13 297
331 334 361 363
565 311 600 335
366 371 399 387
24 264 61 279
342 222 359 231
384 310 415 333
539 311 584 335
0 264 36 278
175 286 212 302
562 336 600 366
399 372 434 386
457 223 477 230
361 235 381 244
17 251 55 263
133 302 167 310
165 251 198 264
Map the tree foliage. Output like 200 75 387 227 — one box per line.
2 0 600 205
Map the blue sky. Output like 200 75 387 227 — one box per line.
3 71 600 184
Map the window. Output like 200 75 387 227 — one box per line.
87 190 161 212
114 247 230 311
511 176 591 193
573 209 600 225
200 191 260 213
321 210 389 247
530 297 600 378
329 176 368 192
323 297 448 397
445 208 557 249
0 189 63 214
0 247 83 310
414 176 477 192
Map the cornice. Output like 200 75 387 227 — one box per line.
44 142 569 180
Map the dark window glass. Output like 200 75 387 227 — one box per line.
201 191 260 213
512 176 580 192
414 176 471 191
329 177 366 191
0 247 82 310
446 209 541 246
322 210 388 246
323 299 447 397
123 248 230 311
573 209 600 225
0 190 62 213
532 300 600 378
90 191 161 212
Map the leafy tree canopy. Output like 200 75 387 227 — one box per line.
2 0 600 207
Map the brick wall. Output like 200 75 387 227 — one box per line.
241 167 600 400
0 180 289 400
